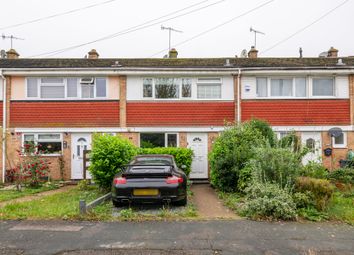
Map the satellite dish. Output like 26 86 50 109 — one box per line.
319 51 328 58
240 49 248 58
328 127 343 138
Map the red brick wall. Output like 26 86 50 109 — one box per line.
127 101 234 126
10 101 120 127
241 99 350 125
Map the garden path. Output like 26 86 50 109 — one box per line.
0 185 75 208
191 184 240 219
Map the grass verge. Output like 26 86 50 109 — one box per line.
0 183 59 203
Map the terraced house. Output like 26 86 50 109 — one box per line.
0 47 353 182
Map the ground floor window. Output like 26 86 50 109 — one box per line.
140 133 178 148
23 133 62 155
332 132 347 148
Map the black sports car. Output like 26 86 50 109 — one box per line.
111 155 188 207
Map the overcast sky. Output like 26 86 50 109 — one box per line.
0 0 352 58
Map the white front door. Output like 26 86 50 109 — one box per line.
187 133 208 179
71 133 92 179
301 132 322 165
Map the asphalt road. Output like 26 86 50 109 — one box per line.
0 220 353 255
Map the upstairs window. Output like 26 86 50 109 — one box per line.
197 78 221 99
270 79 292 97
155 78 179 99
256 78 267 97
256 77 308 98
26 77 107 99
312 78 334 96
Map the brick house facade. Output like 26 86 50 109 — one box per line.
0 47 353 181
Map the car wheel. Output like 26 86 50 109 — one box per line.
112 200 123 207
174 196 187 206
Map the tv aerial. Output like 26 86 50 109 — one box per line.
1 34 24 49
161 25 183 52
250 27 265 48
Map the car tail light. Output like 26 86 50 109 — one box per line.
166 176 183 184
114 177 127 185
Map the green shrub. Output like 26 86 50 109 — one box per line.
292 191 312 209
209 123 265 192
89 134 137 190
299 161 328 179
77 179 91 191
328 168 354 184
249 146 301 188
138 147 193 176
247 119 276 147
297 207 329 221
295 177 335 211
242 182 297 220
237 165 253 192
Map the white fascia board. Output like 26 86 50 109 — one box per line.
241 69 354 75
272 125 353 132
15 126 226 133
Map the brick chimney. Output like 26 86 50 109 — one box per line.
88 49 99 59
169 48 178 58
248 46 258 59
327 47 338 58
6 49 19 59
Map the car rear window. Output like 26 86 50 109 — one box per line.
133 157 172 165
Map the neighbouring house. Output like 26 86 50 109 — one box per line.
0 47 353 181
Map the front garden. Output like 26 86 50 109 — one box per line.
210 119 354 224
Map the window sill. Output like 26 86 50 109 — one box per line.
332 146 347 149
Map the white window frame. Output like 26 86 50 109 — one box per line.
138 132 179 148
22 133 63 156
196 77 222 100
310 77 336 98
256 77 308 99
332 132 347 149
25 77 107 100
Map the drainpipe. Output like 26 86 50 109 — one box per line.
237 68 241 124
0 70 6 183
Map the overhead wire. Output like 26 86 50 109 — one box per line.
0 0 120 31
260 0 350 55
29 0 226 57
148 0 275 57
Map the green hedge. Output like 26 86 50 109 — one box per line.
138 147 193 176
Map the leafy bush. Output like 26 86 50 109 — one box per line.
249 146 301 188
247 119 276 147
138 147 193 176
89 134 137 190
292 191 312 209
237 165 253 192
328 168 354 184
295 177 335 211
297 207 329 221
209 123 265 192
242 182 297 220
299 161 328 179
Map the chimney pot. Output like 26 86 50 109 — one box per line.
6 48 19 59
248 46 258 59
88 49 99 59
168 48 178 58
327 46 338 58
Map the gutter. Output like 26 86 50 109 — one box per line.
0 70 6 183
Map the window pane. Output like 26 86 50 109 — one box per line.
81 84 94 98
96 78 106 97
143 79 153 97
24 134 35 142
182 79 192 98
140 133 165 148
295 78 307 97
38 134 60 140
27 78 38 97
167 134 177 147
334 133 344 145
256 78 267 97
38 142 62 154
313 78 334 96
271 79 292 97
41 86 65 98
155 78 179 98
67 78 78 97
197 84 221 99
41 78 64 84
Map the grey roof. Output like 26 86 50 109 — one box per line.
0 57 354 69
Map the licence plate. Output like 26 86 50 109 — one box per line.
133 189 159 196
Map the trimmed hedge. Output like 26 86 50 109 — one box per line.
138 147 193 176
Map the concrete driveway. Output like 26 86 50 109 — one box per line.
0 220 353 255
